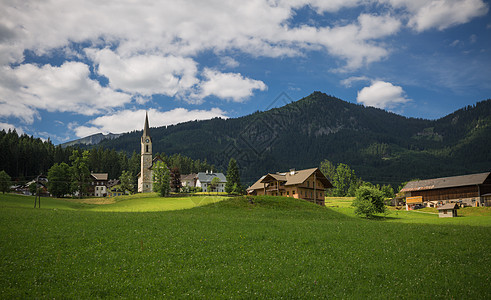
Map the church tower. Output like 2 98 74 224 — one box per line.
138 112 153 193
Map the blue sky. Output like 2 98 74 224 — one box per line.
1 0 490 144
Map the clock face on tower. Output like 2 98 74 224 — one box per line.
145 138 149 143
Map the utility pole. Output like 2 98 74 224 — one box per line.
34 175 40 208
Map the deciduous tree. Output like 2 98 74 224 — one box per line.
0 170 11 194
119 170 134 194
170 167 182 193
209 177 220 194
153 161 170 196
70 150 90 198
352 186 386 218
47 162 71 197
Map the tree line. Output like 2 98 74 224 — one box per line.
0 129 217 191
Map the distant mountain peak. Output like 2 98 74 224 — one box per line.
61 132 122 148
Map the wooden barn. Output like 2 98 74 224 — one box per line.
400 172 491 209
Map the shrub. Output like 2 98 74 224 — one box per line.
352 186 386 218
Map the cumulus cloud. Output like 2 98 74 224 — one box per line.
384 0 488 32
0 1 404 72
356 81 411 109
220 56 240 68
87 48 199 97
0 62 132 123
0 0 487 127
196 68 267 102
0 122 24 134
74 108 228 137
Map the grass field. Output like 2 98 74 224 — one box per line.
1 194 490 298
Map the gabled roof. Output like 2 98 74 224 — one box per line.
261 173 286 182
401 172 491 192
437 203 459 210
247 175 266 191
181 173 197 181
91 173 108 181
197 172 227 183
247 167 332 191
284 168 332 188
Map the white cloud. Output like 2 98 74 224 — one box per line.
87 48 199 97
0 1 405 72
220 56 240 68
356 81 411 109
0 62 132 123
0 122 24 135
75 108 229 137
385 0 489 32
341 76 371 87
301 13 402 70
197 68 267 102
450 39 462 47
73 126 105 138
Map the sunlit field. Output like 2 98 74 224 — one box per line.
1 194 490 298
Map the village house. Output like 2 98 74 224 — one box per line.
181 173 197 187
246 168 332 206
89 173 108 197
196 171 227 193
400 171 491 210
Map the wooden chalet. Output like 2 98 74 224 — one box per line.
400 172 491 209
247 168 332 206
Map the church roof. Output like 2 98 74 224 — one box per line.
143 111 150 137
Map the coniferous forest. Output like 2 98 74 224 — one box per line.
2 92 490 188
0 129 215 185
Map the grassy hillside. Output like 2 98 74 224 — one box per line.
1 194 490 298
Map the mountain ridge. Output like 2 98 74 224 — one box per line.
78 92 491 186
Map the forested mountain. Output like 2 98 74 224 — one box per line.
91 92 491 186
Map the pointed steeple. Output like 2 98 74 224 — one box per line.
143 111 150 137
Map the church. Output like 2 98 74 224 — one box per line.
137 113 162 193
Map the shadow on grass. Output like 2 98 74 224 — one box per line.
361 215 402 221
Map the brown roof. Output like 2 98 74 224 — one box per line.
181 173 197 181
437 203 459 210
91 173 108 181
247 168 332 191
401 172 490 193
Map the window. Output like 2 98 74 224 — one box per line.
293 190 295 195
443 210 447 214
307 181 309 187
287 191 289 196
146 145 149 153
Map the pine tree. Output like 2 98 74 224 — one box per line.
225 158 242 194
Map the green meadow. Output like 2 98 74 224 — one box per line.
1 194 490 298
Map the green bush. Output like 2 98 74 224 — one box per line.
352 186 386 218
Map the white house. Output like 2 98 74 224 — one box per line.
196 171 227 193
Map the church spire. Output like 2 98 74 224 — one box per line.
143 111 150 137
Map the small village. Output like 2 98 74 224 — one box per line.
5 113 490 219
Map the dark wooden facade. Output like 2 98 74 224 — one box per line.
401 172 491 207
